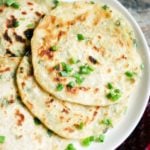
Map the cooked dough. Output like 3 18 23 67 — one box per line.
32 1 142 106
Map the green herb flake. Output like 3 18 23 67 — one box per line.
95 134 105 143
61 62 73 73
67 81 75 88
77 34 85 41
11 2 20 9
47 129 52 137
107 83 113 89
13 21 19 27
69 58 78 64
53 0 59 8
125 71 136 79
90 1 95 4
79 64 94 75
59 71 68 77
81 136 95 147
102 5 109 10
50 45 58 51
56 83 64 91
0 136 5 144
106 89 122 101
73 73 85 85
76 122 84 130
140 64 144 70
5 0 20 9
34 117 41 125
115 20 121 26
27 23 35 28
101 118 112 126
65 143 76 150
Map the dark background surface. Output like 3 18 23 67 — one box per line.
117 0 150 150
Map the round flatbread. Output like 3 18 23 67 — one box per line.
0 0 52 56
32 1 142 106
0 57 70 150
17 56 128 139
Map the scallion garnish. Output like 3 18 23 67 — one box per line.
81 136 95 147
79 64 94 75
50 45 58 51
61 62 73 73
73 73 85 85
0 136 5 144
65 143 76 150
125 71 136 79
13 21 19 27
56 83 64 91
101 118 112 126
5 0 20 9
95 134 105 143
76 122 84 130
67 81 75 88
102 5 109 10
77 34 85 41
107 83 113 89
34 117 41 125
106 89 122 101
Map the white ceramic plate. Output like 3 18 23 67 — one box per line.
64 0 150 149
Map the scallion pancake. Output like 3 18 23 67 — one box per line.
32 1 142 106
17 56 128 139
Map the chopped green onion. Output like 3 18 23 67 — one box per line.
50 45 58 51
95 134 105 143
56 83 64 91
81 136 95 147
13 21 19 27
101 118 112 126
115 20 121 26
77 34 85 41
69 58 78 64
65 143 76 150
76 122 84 130
61 62 73 73
102 5 109 10
5 0 20 9
0 136 5 144
59 71 68 77
27 23 35 28
107 83 113 89
90 1 95 4
67 81 75 88
140 64 144 70
125 71 136 79
34 117 41 125
79 64 94 75
11 2 20 8
47 129 52 137
53 0 59 8
73 73 85 85
106 89 122 101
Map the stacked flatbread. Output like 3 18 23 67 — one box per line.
0 0 142 150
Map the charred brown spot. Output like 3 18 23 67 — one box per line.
45 98 54 107
66 87 78 94
19 67 24 73
53 77 66 82
58 31 66 40
64 127 74 133
35 11 42 17
39 50 54 59
51 16 56 24
3 30 12 43
21 11 27 15
0 67 10 73
24 29 34 40
6 50 16 57
79 87 90 91
0 8 4 13
15 109 25 126
27 2 33 5
89 56 98 64
21 82 25 88
13 32 26 43
94 88 99 93
62 108 69 114
6 15 17 28
116 55 127 61
91 106 100 121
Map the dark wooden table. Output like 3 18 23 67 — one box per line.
117 0 150 149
